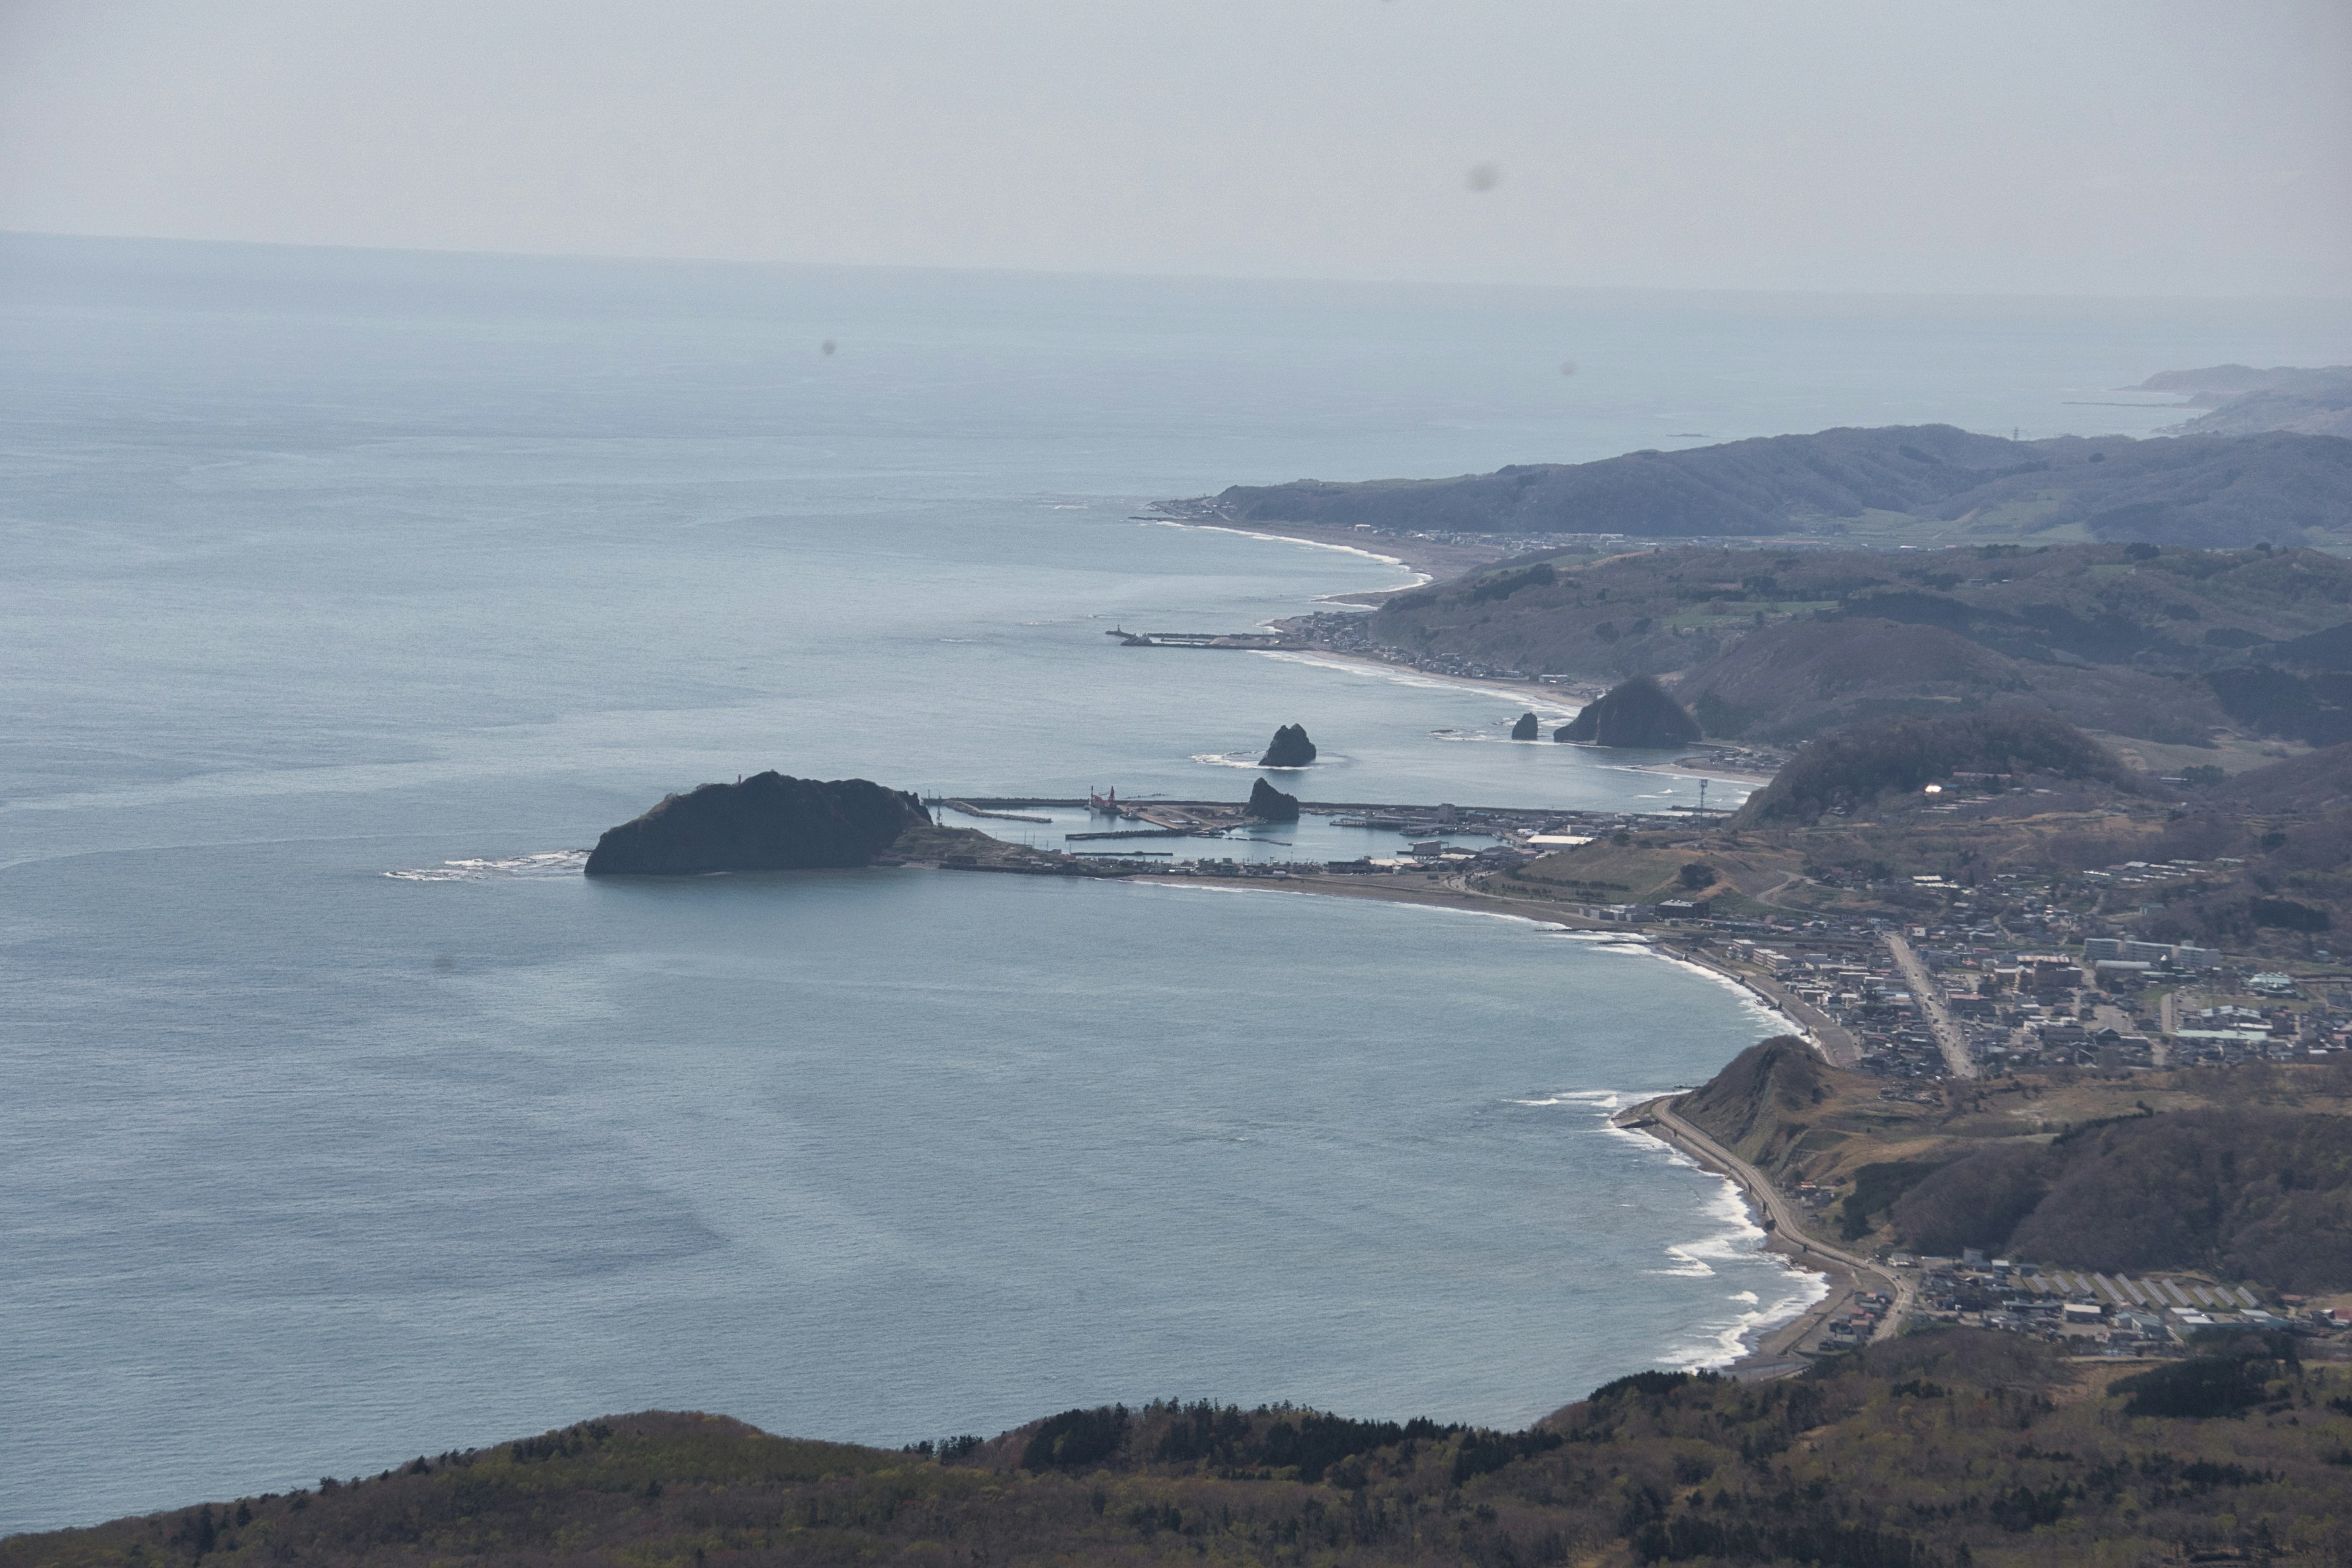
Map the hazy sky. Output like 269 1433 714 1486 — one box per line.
2 0 2346 296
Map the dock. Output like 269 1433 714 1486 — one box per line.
1065 827 1202 842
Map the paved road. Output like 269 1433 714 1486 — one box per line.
1882 929 1978 1079
1643 1096 1912 1349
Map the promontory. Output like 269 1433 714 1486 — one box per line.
1554 676 1701 748
584 772 931 875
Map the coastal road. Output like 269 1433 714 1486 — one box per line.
1630 1096 1912 1358
1882 930 1978 1080
1713 964 1861 1068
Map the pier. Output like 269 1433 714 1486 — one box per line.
1106 627 1302 650
941 800 1053 824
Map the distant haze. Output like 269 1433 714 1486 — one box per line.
1 0 2346 296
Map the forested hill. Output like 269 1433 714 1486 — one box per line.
1205 424 2352 548
15 1336 2352 1567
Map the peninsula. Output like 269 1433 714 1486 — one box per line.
1555 674 1700 748
1185 421 2352 549
584 772 931 875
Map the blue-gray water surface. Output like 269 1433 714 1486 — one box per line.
6 234 2350 1534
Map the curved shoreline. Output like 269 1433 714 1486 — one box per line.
1133 869 1842 1378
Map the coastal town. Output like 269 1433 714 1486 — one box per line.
966 788 2351 1074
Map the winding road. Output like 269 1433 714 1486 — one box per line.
1631 1095 1912 1356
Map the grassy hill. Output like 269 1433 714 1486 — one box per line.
1209 424 2352 549
1349 541 2352 745
13 1336 2352 1567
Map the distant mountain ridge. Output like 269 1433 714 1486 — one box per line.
2139 364 2352 439
1208 423 2352 548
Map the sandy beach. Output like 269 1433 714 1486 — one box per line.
1147 512 1513 582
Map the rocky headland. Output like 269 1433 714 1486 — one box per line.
1553 676 1702 748
1246 778 1301 822
584 772 932 875
1257 723 1317 767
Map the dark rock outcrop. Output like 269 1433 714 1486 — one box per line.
1258 723 1317 767
584 772 930 875
1554 676 1702 748
1510 712 1540 741
1246 778 1301 822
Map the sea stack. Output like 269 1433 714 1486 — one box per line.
1510 712 1540 741
1554 676 1703 748
1246 777 1302 823
1258 723 1317 767
584 772 930 875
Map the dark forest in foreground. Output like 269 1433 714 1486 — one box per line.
9 1331 2350 1567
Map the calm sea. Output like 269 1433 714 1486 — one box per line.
4 233 2347 1533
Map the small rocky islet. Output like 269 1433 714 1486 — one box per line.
583 772 930 875
1257 723 1317 767
1245 777 1302 822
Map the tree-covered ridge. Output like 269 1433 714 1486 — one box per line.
1889 1108 2352 1293
1729 709 2130 827
12 1335 2352 1566
1214 424 2352 548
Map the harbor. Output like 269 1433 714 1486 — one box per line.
918 791 1723 878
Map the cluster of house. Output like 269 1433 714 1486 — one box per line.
1888 1252 2346 1355
1817 1289 1894 1351
1700 918 2345 1080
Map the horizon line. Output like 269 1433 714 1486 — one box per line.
7 226 2350 312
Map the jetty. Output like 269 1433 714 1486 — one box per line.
1065 827 1200 842
941 801 1053 824
1106 627 1301 650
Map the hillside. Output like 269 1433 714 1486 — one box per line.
13 1338 2352 1567
2214 743 2352 814
1892 1108 2352 1292
1730 710 2132 827
1675 1042 2352 1287
1327 541 2352 745
1203 424 2352 549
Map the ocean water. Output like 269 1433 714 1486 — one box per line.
6 233 2350 1534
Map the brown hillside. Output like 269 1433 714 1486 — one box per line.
1675 1036 1830 1166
